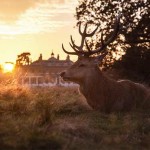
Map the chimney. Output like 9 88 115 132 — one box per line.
38 54 42 61
57 54 60 60
66 55 70 61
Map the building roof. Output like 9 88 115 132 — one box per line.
31 53 73 67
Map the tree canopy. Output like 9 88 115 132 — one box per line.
16 52 31 66
76 0 150 44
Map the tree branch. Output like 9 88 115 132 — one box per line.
125 39 150 44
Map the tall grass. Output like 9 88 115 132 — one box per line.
0 84 149 150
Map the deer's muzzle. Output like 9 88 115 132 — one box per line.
60 71 65 77
60 71 71 81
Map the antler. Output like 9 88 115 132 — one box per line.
62 14 121 57
62 22 99 56
72 23 99 51
89 13 121 55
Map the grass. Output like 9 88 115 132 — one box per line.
0 85 149 150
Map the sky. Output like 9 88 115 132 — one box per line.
0 0 79 64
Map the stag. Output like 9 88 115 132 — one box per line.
60 15 150 113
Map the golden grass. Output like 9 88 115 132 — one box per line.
0 85 149 150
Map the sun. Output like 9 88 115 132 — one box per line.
3 62 14 73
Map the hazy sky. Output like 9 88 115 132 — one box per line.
0 0 79 64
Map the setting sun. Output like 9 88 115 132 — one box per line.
3 62 14 73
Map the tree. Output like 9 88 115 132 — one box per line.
16 52 31 66
76 0 150 43
76 0 150 83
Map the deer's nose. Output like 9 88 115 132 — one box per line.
60 71 66 77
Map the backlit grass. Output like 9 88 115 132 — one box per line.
0 85 149 150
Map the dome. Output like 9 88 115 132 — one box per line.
48 57 57 61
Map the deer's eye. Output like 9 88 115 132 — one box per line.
79 64 85 67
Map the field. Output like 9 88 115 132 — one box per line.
0 85 149 150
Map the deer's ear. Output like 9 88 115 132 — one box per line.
94 52 108 64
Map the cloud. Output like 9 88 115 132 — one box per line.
0 0 78 34
0 0 76 23
0 0 38 22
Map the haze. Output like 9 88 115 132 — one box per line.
0 0 79 64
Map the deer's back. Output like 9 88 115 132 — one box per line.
116 80 150 111
79 78 150 112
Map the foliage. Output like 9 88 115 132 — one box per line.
16 52 31 66
75 0 150 82
112 45 150 85
76 0 150 45
0 85 149 150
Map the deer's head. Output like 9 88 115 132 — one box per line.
60 14 120 84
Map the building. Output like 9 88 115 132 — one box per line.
16 52 77 87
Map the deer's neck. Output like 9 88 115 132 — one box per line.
80 67 112 92
79 67 117 111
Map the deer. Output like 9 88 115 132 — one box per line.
60 14 150 113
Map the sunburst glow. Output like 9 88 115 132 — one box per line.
3 62 14 73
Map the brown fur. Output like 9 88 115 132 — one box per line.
61 57 150 113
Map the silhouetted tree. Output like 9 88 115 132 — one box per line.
16 52 31 66
76 0 150 83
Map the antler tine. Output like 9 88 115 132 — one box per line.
79 22 88 35
70 35 75 46
78 23 99 51
62 44 79 55
88 13 121 55
80 23 99 37
67 22 99 54
86 25 99 37
103 13 121 46
85 40 92 53
78 22 82 35
70 25 87 51
70 35 80 50
70 34 92 53
96 31 105 53
100 31 104 46
73 30 105 57
69 42 81 53
78 23 88 51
